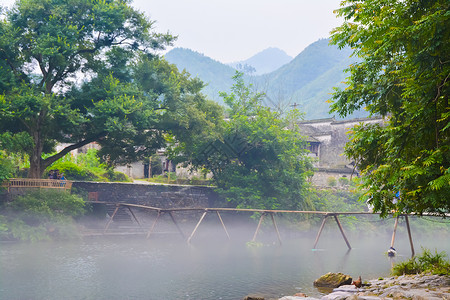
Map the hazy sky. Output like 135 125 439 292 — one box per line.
1 0 344 63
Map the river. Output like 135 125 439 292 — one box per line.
1 224 449 300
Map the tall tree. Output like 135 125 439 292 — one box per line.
193 73 314 210
0 0 220 178
330 0 449 216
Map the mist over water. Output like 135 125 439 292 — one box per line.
1 220 449 300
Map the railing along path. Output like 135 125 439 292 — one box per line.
3 178 72 192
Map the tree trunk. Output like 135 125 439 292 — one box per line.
28 129 45 178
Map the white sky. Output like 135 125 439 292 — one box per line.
1 0 344 63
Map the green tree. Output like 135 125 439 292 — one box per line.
0 152 15 184
0 0 221 178
194 73 314 210
330 0 449 216
0 0 192 178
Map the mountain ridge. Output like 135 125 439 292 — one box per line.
164 39 364 119
228 47 293 75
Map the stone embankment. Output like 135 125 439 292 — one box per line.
278 274 450 300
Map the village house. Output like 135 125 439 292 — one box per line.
297 117 383 186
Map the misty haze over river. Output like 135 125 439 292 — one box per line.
1 220 449 300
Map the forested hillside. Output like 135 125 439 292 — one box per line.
164 48 237 105
165 39 365 119
228 47 293 75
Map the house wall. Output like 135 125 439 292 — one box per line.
299 117 384 186
115 161 145 179
311 168 356 187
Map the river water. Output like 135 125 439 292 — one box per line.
1 224 449 300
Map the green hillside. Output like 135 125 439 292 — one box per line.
258 39 352 96
164 48 237 104
164 39 365 119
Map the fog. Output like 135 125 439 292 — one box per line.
1 210 449 300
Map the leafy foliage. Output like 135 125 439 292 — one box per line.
0 0 220 179
305 188 369 231
330 0 449 216
150 154 163 176
0 189 86 241
45 149 130 182
310 189 367 213
9 190 85 218
193 73 314 210
392 248 450 276
48 161 102 181
0 151 15 184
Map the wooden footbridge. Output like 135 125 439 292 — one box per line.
96 201 431 257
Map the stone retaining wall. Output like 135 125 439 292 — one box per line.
72 181 227 209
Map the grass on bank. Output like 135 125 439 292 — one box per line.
392 248 450 276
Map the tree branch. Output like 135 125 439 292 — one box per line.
42 131 107 168
0 48 23 80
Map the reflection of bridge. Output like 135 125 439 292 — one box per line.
3 178 72 192
97 202 429 257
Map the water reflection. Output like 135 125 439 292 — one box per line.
0 233 449 300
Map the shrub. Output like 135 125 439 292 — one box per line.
46 161 104 181
338 177 350 186
103 169 132 182
392 248 450 276
391 257 422 275
45 150 131 182
0 189 86 241
327 176 337 187
10 189 86 218
417 248 450 275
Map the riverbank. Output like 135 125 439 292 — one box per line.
278 274 450 300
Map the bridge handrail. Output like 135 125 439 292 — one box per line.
3 178 72 191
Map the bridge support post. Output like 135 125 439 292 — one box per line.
333 215 351 250
252 213 266 242
146 210 162 239
168 211 185 239
187 210 208 243
270 213 282 245
390 215 399 249
104 204 120 233
313 214 328 249
216 211 230 240
404 215 415 257
127 206 143 229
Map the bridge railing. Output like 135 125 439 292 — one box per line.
2 178 72 192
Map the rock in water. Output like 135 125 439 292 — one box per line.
313 272 352 288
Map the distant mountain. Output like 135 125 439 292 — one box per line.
228 47 293 75
164 39 366 119
258 39 351 95
164 48 236 104
255 39 362 118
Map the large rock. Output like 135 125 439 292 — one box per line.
313 272 352 288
